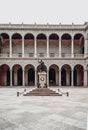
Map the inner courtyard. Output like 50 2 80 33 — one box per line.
0 87 87 130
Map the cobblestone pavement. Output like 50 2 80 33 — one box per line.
0 87 88 130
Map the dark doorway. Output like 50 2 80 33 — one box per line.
18 68 22 85
49 68 56 85
28 68 35 86
61 68 66 86
7 69 10 86
12 70 14 85
74 69 77 86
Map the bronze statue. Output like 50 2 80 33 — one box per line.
38 59 45 72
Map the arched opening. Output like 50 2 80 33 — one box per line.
37 33 47 57
61 68 66 86
49 33 59 57
74 34 84 56
0 33 9 57
61 34 71 57
12 33 22 57
61 64 71 86
12 64 22 86
18 68 22 85
49 68 56 85
7 68 10 86
25 64 35 86
49 64 59 86
28 69 35 85
73 65 84 86
24 33 34 57
0 64 10 86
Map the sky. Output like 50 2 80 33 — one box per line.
0 0 88 24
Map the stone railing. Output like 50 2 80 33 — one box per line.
74 54 84 58
0 53 86 58
12 53 22 58
61 53 72 58
0 53 10 58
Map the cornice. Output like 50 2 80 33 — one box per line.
0 23 88 31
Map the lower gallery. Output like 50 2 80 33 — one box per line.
0 22 88 87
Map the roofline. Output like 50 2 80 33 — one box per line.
0 22 88 31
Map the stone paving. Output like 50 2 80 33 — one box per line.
0 87 88 130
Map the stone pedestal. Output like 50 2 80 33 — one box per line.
38 71 47 88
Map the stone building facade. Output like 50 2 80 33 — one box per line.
0 23 88 87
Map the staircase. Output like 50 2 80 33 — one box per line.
23 88 62 96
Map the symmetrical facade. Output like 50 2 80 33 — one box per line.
0 23 88 87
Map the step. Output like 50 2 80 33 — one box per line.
23 88 62 96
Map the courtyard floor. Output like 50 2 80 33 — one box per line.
0 87 88 130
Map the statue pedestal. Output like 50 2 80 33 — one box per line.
38 71 47 88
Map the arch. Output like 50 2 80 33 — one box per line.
12 33 22 57
49 64 59 86
0 64 10 86
24 64 35 86
37 33 47 57
49 34 59 57
49 33 59 40
0 33 10 56
61 33 71 39
61 33 72 57
73 64 84 86
24 33 34 57
37 33 47 39
74 33 84 55
12 33 22 39
24 33 34 39
61 64 71 86
12 64 22 86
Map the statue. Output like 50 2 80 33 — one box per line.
38 59 45 72
38 59 47 88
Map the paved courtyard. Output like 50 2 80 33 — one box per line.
0 87 88 130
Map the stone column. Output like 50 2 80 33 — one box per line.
59 38 61 58
47 69 49 86
84 38 88 57
35 69 37 86
71 38 74 58
22 35 24 58
34 37 37 58
10 69 12 86
47 37 49 57
84 69 87 86
23 69 25 86
59 69 61 86
10 35 12 58
71 69 74 87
